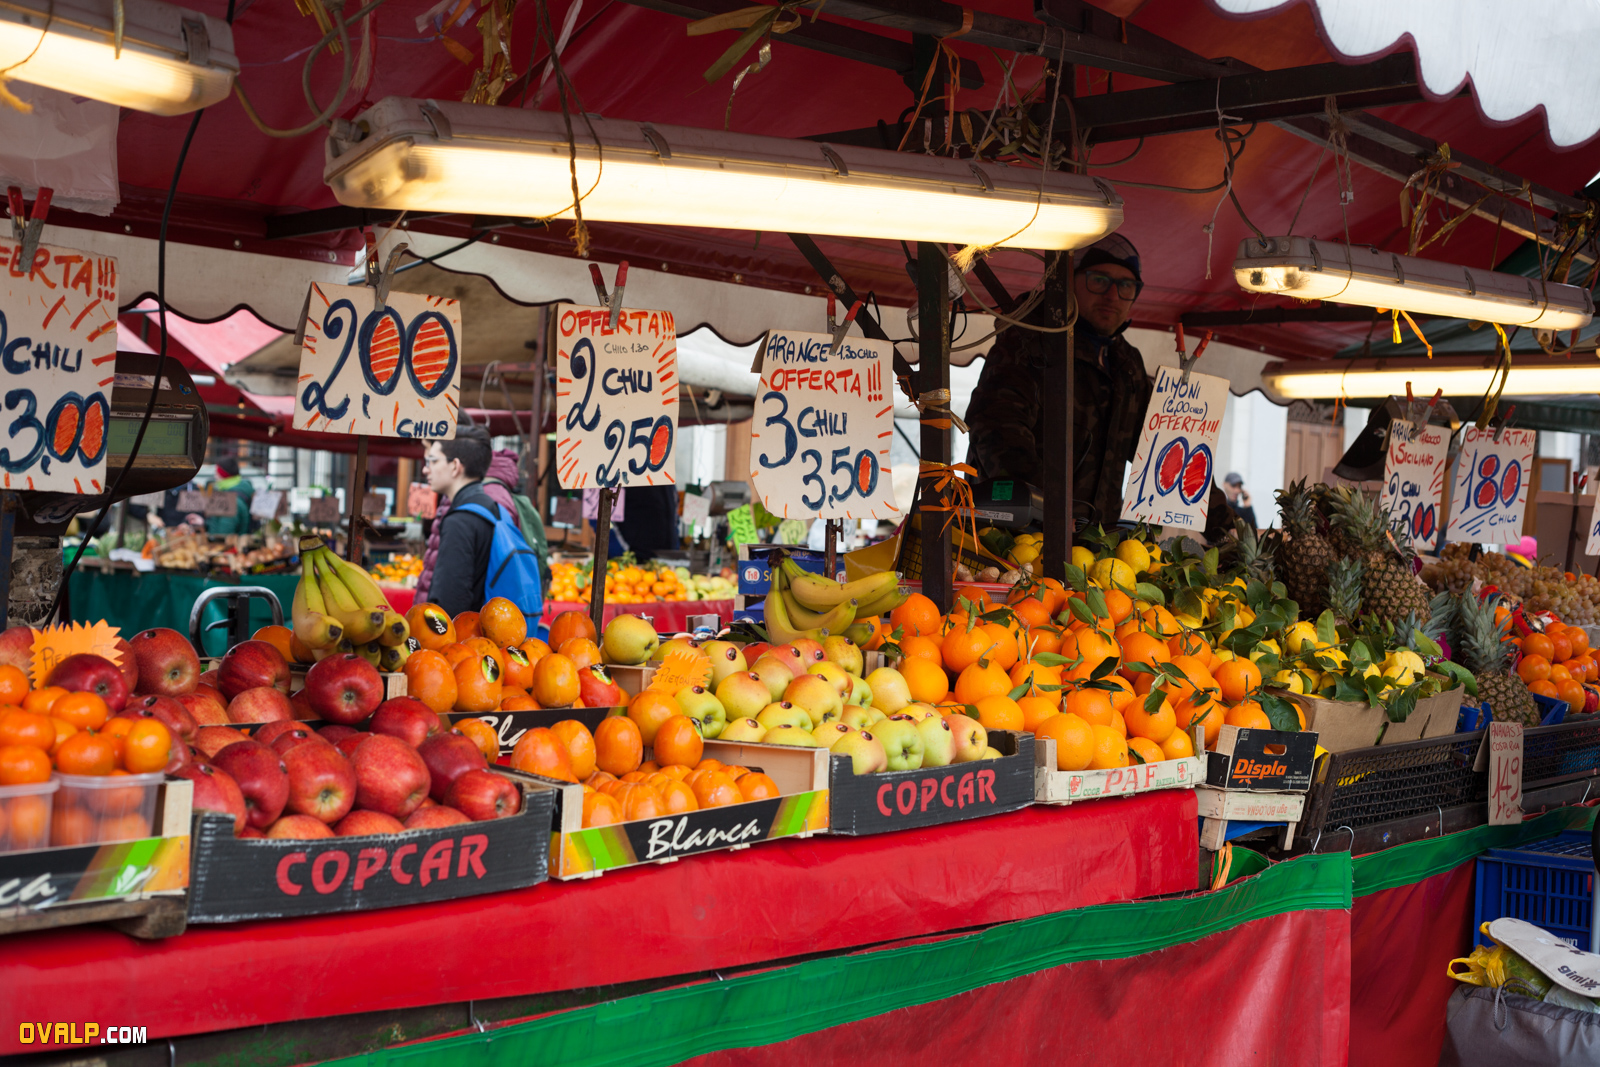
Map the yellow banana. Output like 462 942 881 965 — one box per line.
357 640 385 667
783 560 901 613
379 643 409 672
764 586 828 645
851 583 909 620
781 590 858 632
291 558 343 649
376 610 410 648
321 550 392 613
312 552 385 643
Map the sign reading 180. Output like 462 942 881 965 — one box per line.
555 305 678 489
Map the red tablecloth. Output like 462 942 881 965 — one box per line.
381 586 414 615
1 792 1196 1049
539 599 735 632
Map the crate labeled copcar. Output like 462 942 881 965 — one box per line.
828 730 1034 834
1474 831 1598 953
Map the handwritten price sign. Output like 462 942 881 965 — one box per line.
293 283 462 439
1486 721 1523 825
1446 425 1535 545
555 305 677 489
0 240 117 494
750 330 899 520
1379 419 1448 548
1586 492 1600 557
1121 366 1228 531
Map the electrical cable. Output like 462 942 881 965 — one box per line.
233 0 391 138
392 231 490 274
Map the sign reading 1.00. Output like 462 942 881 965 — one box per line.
750 329 899 520
555 305 678 489
1120 366 1228 532
293 283 462 439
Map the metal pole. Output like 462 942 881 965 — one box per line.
917 241 952 612
1042 251 1075 580
589 486 618 635
0 492 14 626
346 436 369 563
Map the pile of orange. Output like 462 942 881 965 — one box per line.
509 713 778 827
547 561 691 604
1513 620 1596 711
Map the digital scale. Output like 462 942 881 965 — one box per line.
969 479 1044 529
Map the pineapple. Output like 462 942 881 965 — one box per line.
1276 479 1335 616
1223 516 1277 585
1326 487 1432 624
1452 591 1539 725
1326 557 1364 626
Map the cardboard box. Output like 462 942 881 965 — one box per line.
185 772 553 922
828 730 1034 834
1033 743 1201 805
1195 785 1307 850
1284 681 1464 753
1204 726 1319 792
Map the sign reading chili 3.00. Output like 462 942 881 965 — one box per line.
750 329 899 520
0 240 117 494
555 305 678 489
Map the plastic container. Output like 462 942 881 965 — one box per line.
0 779 58 852
50 772 164 847
1474 831 1597 952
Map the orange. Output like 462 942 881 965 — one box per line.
510 727 577 782
1571 629 1591 656
1160 727 1195 761
691 770 742 808
479 597 528 647
737 772 780 801
47 717 77 756
1523 632 1554 661
974 695 1024 732
890 593 941 638
1517 654 1551 684
1102 675 1137 711
52 692 110 732
1109 708 1127 738
980 623 1020 670
953 660 1011 705
1065 629 1119 679
1549 663 1573 684
627 690 680 746
1214 659 1263 704
902 658 950 704
1124 697 1177 743
1087 725 1129 769
1529 679 1559 698
1223 701 1272 730
22 687 67 716
653 715 705 767
1101 588 1133 624
452 652 504 713
404 650 459 714
899 634 944 665
454 717 502 764
1175 696 1225 748
502 645 534 690
251 625 300 665
1017 695 1060 731
594 715 644 776
0 743 50 784
1062 687 1114 727
1169 630 1212 666
547 610 598 651
531 653 581 708
453 611 482 642
581 791 625 827
1127 736 1165 765
1035 712 1095 771
123 719 174 774
941 626 996 673
1011 596 1054 631
1025 626 1065 658
558 637 602 670
0 664 27 706
405 603 457 650
54 731 117 775
550 720 597 779
1556 678 1587 709
1009 660 1064 705
0 709 54 750
953 583 994 609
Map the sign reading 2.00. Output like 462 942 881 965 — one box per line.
750 329 899 520
293 283 462 439
555 305 678 489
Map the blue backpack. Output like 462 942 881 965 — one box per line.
455 502 544 617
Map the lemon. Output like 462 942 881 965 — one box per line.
1284 621 1318 655
1090 557 1136 590
1070 545 1096 570
1212 648 1236 664
1114 539 1150 575
1174 611 1204 629
1314 647 1348 671
1010 542 1041 565
1271 669 1305 694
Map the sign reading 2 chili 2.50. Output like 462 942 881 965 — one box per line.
555 304 678 489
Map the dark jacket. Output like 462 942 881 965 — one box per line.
615 484 679 561
416 451 518 605
428 481 507 617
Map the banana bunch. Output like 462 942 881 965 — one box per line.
764 556 907 644
294 537 410 662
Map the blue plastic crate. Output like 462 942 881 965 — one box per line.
1457 703 1490 732
1474 831 1597 952
1535 692 1569 726
1465 695 1569 729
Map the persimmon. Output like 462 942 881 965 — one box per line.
547 610 597 651
503 645 534 690
510 727 576 782
453 717 502 764
403 650 459 714
558 637 602 670
652 714 704 767
737 772 780 801
453 611 482 642
581 791 624 827
519 637 553 667
531 653 581 708
549 720 597 779
405 603 457 650
649 775 700 812
594 715 643 776
479 597 528 647
690 770 741 808
453 653 504 713
464 637 507 677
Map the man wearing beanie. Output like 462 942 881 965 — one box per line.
967 235 1231 540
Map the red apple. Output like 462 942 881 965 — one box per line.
213 740 289 829
368 697 442 748
172 762 247 834
129 627 201 697
404 805 471 830
318 724 361 745
281 742 356 823
578 665 625 709
197 669 220 690
349 733 431 819
335 734 369 759
270 727 326 757
195 680 225 705
228 686 293 725
0 626 34 672
289 688 317 720
302 654 384 725
130 694 196 740
251 719 306 749
332 809 406 836
48 654 129 711
179 690 229 727
113 637 139 694
265 814 334 839
238 826 265 839
418 731 488 801
443 769 522 820
194 726 249 760
164 734 192 774
216 640 290 701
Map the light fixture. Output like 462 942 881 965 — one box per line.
324 98 1125 250
1234 236 1594 331
0 0 236 116
1262 354 1600 399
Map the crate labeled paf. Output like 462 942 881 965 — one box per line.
829 730 1035 834
1034 738 1201 805
185 772 554 922
520 738 830 879
1204 725 1319 792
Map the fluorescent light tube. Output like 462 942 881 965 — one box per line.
324 98 1125 250
1235 236 1593 331
0 0 236 115
1263 355 1600 399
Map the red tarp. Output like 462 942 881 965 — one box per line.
0 792 1196 1052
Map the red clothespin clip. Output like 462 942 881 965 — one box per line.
825 292 837 333
588 261 628 328
1574 471 1588 495
1179 329 1210 384
1492 404 1517 443
829 299 863 355
9 186 50 270
362 228 407 311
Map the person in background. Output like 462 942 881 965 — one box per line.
148 482 202 529
416 425 515 614
614 484 680 561
205 458 255 535
1222 472 1258 529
